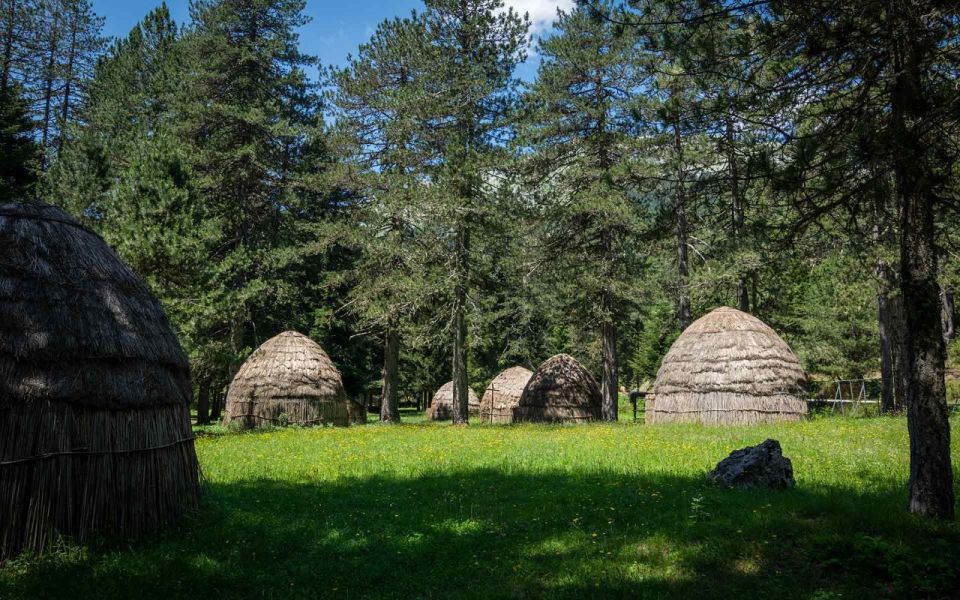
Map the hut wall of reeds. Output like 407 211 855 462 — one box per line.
222 331 351 429
427 381 480 421
480 366 533 423
0 202 201 560
648 307 808 425
514 354 602 423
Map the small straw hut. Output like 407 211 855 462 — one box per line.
427 381 480 420
222 331 351 429
0 201 201 560
514 354 602 423
480 366 533 423
647 307 808 425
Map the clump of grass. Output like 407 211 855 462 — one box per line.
2 417 958 599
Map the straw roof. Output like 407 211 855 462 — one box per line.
0 201 201 560
480 366 533 423
222 331 351 429
427 381 481 421
648 307 808 425
514 354 602 423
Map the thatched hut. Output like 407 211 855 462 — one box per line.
647 307 808 425
0 201 201 560
480 366 533 423
514 354 602 423
222 331 351 429
427 381 480 420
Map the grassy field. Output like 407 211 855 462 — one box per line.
2 416 960 599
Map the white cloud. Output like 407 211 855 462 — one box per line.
503 0 574 34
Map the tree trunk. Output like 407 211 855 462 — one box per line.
941 288 955 343
211 384 225 422
197 378 211 425
878 290 895 413
726 112 749 313
673 120 691 330
57 9 78 155
380 324 401 423
601 318 618 421
451 224 469 425
40 29 58 165
900 184 954 518
1 0 15 94
887 293 909 412
892 31 954 517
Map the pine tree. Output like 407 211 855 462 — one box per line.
50 3 183 215
0 0 36 94
183 0 333 393
0 82 37 200
765 0 957 518
623 0 713 332
520 1 645 421
30 0 104 164
330 16 433 423
623 0 959 518
412 0 529 424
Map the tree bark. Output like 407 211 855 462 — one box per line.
941 288 955 343
1 0 16 94
878 290 895 413
451 224 469 425
380 323 401 423
197 378 211 425
886 293 909 412
40 28 58 165
673 120 691 330
900 183 954 518
211 384 225 422
891 27 954 517
57 7 78 155
601 318 618 421
726 112 749 313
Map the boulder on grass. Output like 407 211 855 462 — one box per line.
707 439 795 489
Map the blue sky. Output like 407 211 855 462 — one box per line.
91 0 574 79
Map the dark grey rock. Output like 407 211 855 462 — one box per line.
707 439 795 490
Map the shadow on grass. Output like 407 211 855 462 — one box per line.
2 469 958 599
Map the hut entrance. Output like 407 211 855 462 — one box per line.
482 382 497 422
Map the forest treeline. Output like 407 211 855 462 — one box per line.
1 0 959 512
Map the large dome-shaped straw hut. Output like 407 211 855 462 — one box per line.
427 381 480 420
480 366 533 423
514 354 602 423
0 202 201 560
222 331 351 429
647 307 808 425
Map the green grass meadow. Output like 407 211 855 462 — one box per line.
2 416 960 599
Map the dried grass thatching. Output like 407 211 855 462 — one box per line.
480 366 533 423
0 201 201 560
222 331 351 429
514 354 602 423
427 381 480 421
648 307 808 425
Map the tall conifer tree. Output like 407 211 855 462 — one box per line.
520 1 644 421
413 0 528 424
330 16 433 423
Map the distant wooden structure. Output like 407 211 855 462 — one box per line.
807 378 879 414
